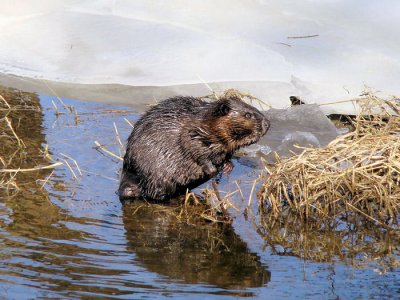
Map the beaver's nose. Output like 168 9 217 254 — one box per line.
260 114 270 135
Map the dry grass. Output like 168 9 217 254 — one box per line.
256 91 400 267
256 211 400 270
0 90 64 192
200 88 272 110
124 183 236 225
258 92 400 230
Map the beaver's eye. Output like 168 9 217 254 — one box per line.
245 112 252 119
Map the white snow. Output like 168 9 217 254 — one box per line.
1 0 399 113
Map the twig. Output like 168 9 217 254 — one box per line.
38 169 55 189
124 118 134 128
248 175 260 208
235 180 245 202
51 100 62 116
287 34 319 39
318 98 365 106
211 180 228 216
42 81 72 112
60 153 82 176
94 141 123 161
74 108 79 124
63 159 77 180
113 122 123 148
4 116 25 147
1 162 63 173
197 75 218 99
346 202 392 230
0 95 11 109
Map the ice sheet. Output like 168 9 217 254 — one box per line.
1 0 399 113
254 104 339 161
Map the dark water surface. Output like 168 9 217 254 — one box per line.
0 88 398 299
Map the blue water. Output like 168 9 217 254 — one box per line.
0 93 398 299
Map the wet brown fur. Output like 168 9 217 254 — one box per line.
119 95 270 201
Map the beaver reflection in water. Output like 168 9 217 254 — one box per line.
119 95 270 201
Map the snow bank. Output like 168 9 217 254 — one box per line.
1 0 399 113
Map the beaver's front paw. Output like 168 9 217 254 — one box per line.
223 161 234 175
203 161 218 177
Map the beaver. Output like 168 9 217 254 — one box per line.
119 95 270 201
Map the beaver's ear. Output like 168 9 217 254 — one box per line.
213 100 231 117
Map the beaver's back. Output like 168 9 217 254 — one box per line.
128 96 206 143
123 96 208 199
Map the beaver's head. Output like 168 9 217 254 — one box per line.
208 96 270 152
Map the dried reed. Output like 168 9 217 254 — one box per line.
126 187 234 225
0 90 64 192
258 92 400 230
201 88 272 110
